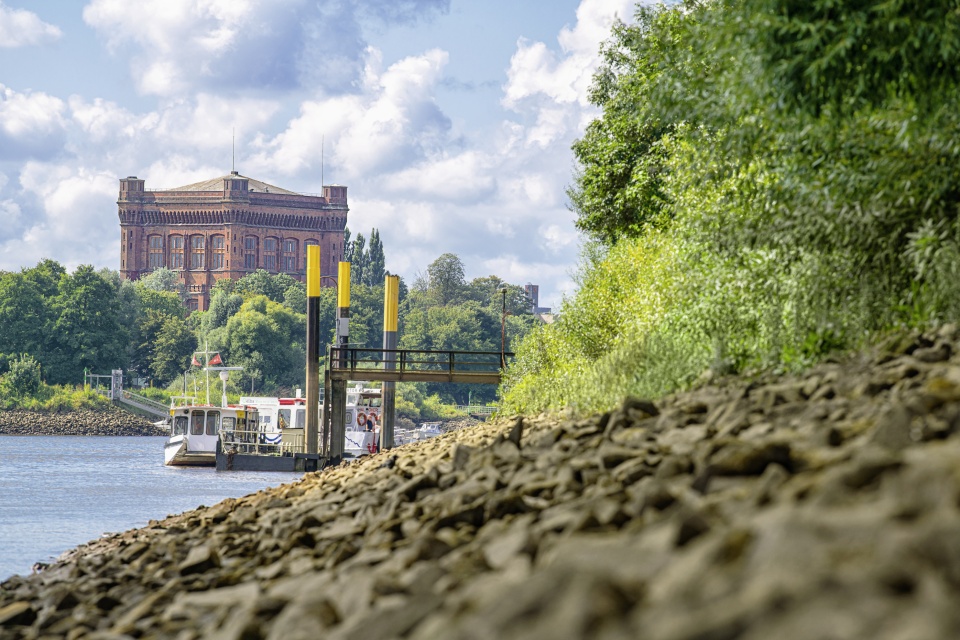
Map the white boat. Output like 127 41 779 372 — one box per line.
164 404 259 467
344 385 381 458
239 396 307 446
416 422 443 440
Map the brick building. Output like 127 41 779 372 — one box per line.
118 171 348 311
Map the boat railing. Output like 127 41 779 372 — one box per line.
169 395 198 409
219 429 303 457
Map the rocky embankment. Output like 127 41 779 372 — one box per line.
5 327 960 638
0 407 164 436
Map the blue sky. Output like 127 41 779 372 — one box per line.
0 0 639 308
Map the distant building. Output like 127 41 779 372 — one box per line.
523 283 552 315
117 171 348 311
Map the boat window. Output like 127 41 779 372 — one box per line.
347 394 358 405
222 417 236 432
190 410 205 435
296 409 305 429
206 411 220 435
368 398 382 408
278 409 291 429
173 416 187 435
260 415 272 430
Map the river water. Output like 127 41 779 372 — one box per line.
0 436 301 581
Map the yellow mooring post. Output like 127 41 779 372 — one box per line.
305 245 321 457
330 261 351 463
381 274 399 450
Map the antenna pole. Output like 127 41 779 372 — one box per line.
321 134 324 190
232 128 235 172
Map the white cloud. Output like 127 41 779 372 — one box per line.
82 0 450 97
250 48 450 179
0 2 61 48
0 199 22 239
10 163 119 268
502 0 634 111
382 151 495 203
0 85 67 160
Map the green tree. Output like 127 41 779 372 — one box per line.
0 354 42 397
150 316 197 385
47 265 127 384
351 233 366 286
225 296 305 390
365 229 386 286
0 271 50 360
137 267 185 298
425 253 466 306
283 281 307 314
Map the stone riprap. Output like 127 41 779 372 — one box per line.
0 408 164 436
5 327 960 638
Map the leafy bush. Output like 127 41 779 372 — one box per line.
503 0 960 416
1 354 42 398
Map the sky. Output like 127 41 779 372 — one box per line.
0 0 641 309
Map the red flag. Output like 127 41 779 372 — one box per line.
208 353 223 366
191 355 201 367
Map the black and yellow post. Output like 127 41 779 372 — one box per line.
329 261 351 463
304 245 320 458
381 274 399 450
336 261 351 368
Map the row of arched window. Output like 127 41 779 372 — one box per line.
147 234 323 273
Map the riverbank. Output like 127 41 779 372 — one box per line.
0 407 164 436
4 325 960 638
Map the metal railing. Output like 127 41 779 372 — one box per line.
114 390 171 420
454 405 498 415
219 429 304 457
328 347 512 384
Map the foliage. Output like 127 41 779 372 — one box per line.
224 295 305 390
136 267 185 298
0 381 110 411
504 0 960 416
150 316 197 385
424 253 466 305
0 354 42 398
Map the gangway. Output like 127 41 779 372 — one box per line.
114 391 171 422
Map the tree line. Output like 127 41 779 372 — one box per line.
0 228 538 410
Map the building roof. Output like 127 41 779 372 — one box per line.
162 172 298 195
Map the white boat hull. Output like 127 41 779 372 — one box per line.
164 437 216 467
344 430 379 458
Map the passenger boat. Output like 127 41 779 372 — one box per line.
163 402 259 467
344 385 381 458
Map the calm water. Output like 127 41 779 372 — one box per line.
0 436 301 581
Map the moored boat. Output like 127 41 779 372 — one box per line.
163 403 259 467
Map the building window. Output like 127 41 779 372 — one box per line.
304 240 318 271
191 235 205 270
243 236 258 270
148 235 164 269
283 239 297 272
170 235 184 269
264 237 278 271
187 298 199 312
211 235 225 269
